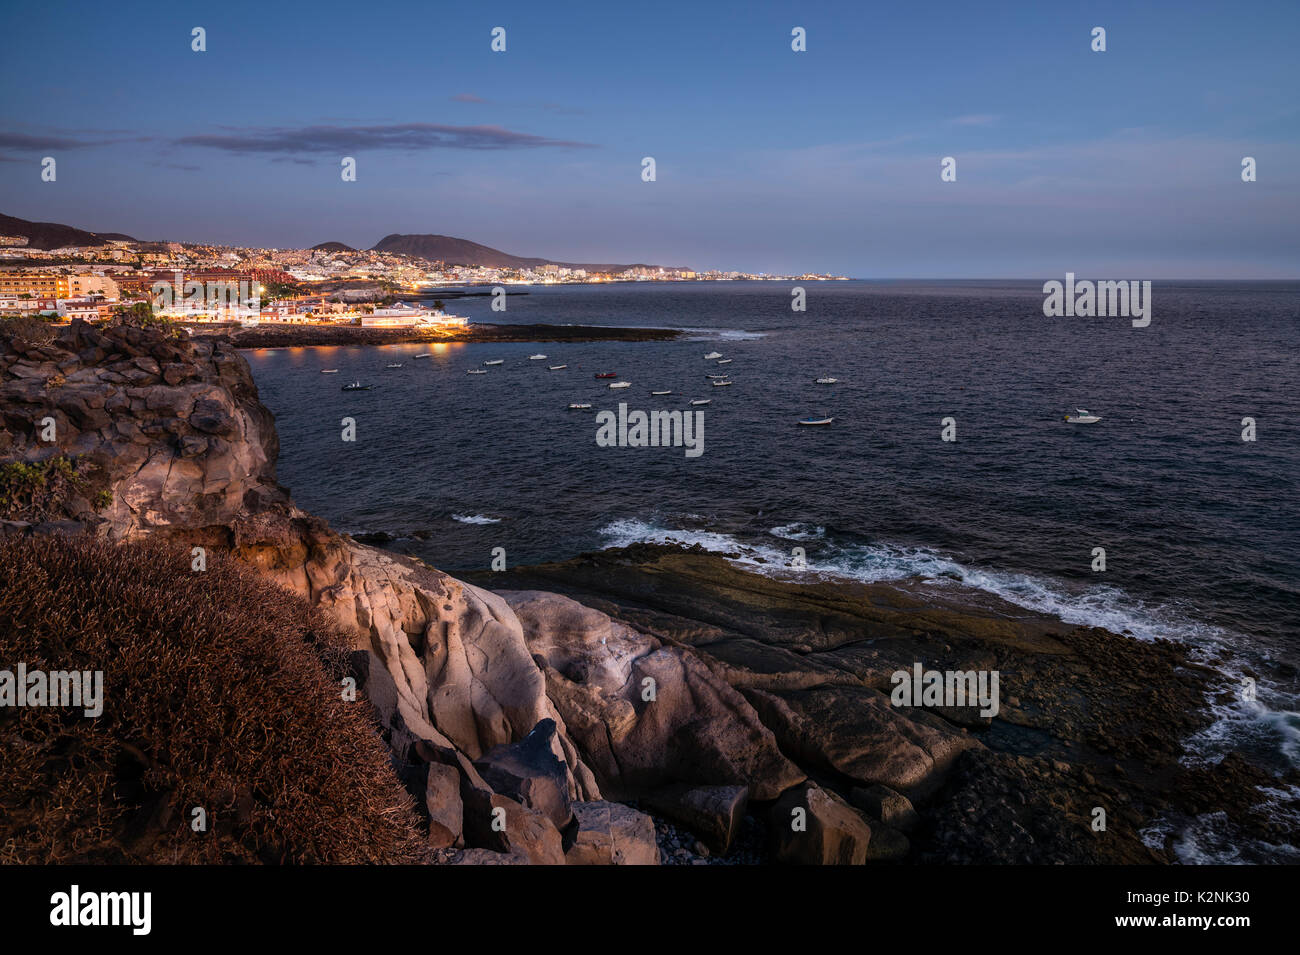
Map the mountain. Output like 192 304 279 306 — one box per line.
0 212 134 250
369 233 679 273
311 241 355 252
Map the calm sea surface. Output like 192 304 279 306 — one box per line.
246 280 1300 801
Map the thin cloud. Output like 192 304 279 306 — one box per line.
173 122 595 154
950 114 999 126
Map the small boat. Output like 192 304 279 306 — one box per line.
595 372 617 379
799 417 834 426
706 374 729 379
529 354 547 360
548 364 567 370
341 382 371 392
704 352 723 360
483 359 504 366
815 377 838 384
385 363 403 369
711 380 732 387
320 369 339 374
690 399 711 406
413 353 431 360
568 403 592 410
650 390 672 395
609 381 631 389
1066 409 1101 424
466 369 488 375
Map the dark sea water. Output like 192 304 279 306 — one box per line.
246 280 1300 857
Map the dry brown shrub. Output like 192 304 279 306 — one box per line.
0 533 430 864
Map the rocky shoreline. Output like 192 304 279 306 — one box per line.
3 317 1294 865
192 321 681 349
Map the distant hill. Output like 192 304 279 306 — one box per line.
0 212 134 250
370 233 678 273
311 241 355 252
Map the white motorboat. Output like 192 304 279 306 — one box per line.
548 364 567 370
815 377 838 384
320 369 339 374
711 380 732 387
690 399 711 405
466 369 488 375
413 353 431 359
386 363 403 368
717 358 733 365
568 403 592 410
483 359 504 366
706 374 729 379
608 381 631 389
799 417 834 426
704 351 723 360
529 354 547 360
650 390 672 395
1065 409 1101 424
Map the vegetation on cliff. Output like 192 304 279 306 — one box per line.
0 533 429 864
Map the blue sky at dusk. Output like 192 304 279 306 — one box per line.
1 0 1297 276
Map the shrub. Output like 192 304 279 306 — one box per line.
0 534 429 864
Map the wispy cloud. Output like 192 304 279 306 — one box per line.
173 122 595 155
950 114 999 126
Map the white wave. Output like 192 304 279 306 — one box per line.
769 522 826 541
451 513 502 525
675 326 768 341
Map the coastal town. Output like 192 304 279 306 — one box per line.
0 230 846 327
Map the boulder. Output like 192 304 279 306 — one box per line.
424 762 464 848
850 783 920 832
502 590 804 800
566 801 660 865
473 718 574 835
642 784 748 854
746 685 977 799
771 782 875 865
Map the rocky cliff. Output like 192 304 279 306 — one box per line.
0 319 801 863
8 318 1287 865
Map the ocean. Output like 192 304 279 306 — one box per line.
245 280 1300 808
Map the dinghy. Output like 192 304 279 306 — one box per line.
608 381 631 389
568 403 593 410
341 382 372 391
483 359 504 366
711 380 732 387
650 390 672 395
717 358 733 365
320 369 339 374
1065 409 1101 424
386 363 403 369
690 399 711 406
549 364 567 370
706 374 729 379
704 351 723 360
413 353 431 359
466 369 488 375
529 354 547 360
815 377 838 384
595 372 617 379
798 417 834 426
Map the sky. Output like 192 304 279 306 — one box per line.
1 0 1297 277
